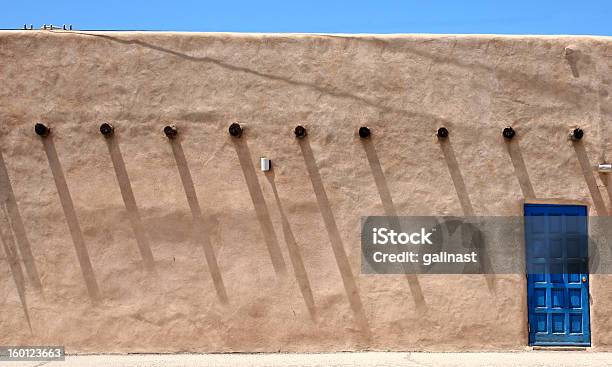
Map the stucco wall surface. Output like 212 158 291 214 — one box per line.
0 31 611 353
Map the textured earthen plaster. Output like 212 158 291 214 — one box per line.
0 31 611 353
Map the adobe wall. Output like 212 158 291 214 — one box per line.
0 31 611 352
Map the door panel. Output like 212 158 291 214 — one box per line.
525 204 590 346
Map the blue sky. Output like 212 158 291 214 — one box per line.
2 1 611 35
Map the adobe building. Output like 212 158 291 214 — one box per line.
0 30 611 352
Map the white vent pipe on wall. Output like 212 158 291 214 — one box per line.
260 157 271 172
597 164 612 173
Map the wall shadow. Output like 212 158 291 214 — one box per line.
0 152 42 290
298 137 371 339
601 174 612 215
105 137 156 272
565 49 581 78
439 138 496 291
0 204 32 333
439 138 474 216
505 139 536 199
169 138 228 304
41 136 101 303
361 138 426 312
573 141 608 216
265 171 317 321
232 137 287 276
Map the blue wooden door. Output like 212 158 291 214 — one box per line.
525 204 590 346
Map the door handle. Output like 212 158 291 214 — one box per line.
582 276 587 283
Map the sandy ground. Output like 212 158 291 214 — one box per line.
4 351 612 367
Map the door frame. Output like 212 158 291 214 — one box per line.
523 202 592 347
